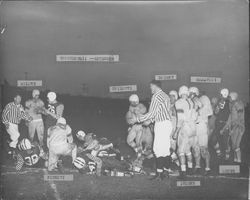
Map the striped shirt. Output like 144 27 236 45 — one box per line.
2 102 31 125
137 89 171 123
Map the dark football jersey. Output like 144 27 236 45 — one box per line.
215 98 230 122
45 101 63 128
19 145 40 166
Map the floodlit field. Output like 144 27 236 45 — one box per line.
1 89 250 200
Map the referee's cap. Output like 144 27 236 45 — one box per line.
150 79 162 88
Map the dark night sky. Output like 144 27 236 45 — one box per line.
1 0 249 102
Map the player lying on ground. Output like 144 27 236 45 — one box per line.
15 138 47 171
75 130 115 176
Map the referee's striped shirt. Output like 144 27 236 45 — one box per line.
2 102 30 125
137 89 171 123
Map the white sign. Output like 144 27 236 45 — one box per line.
109 85 137 93
44 174 73 181
155 74 177 81
190 76 221 83
17 80 43 87
219 165 240 174
177 181 201 187
56 55 119 62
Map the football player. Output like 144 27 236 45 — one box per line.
190 87 213 175
125 94 152 158
25 89 45 148
44 92 64 151
173 86 200 178
211 88 231 160
15 138 46 171
220 92 245 163
76 130 113 176
47 117 77 172
169 90 180 167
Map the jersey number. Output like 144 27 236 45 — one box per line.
24 154 39 166
48 105 56 114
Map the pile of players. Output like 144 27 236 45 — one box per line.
2 90 122 175
8 117 122 175
126 86 245 178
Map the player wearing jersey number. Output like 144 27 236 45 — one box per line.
15 138 46 171
25 89 45 148
44 92 64 151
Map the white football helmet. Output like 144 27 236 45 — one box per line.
73 157 86 169
229 92 238 101
57 117 66 125
169 90 178 100
220 88 229 98
189 87 199 96
47 92 57 102
32 89 40 98
178 85 189 97
88 161 97 172
76 130 86 141
129 94 139 103
18 138 32 151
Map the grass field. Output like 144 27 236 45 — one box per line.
1 163 249 200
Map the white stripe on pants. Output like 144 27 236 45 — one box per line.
153 120 172 158
6 123 20 148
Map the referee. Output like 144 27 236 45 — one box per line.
131 80 173 180
2 94 33 154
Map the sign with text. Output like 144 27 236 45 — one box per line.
56 55 119 62
44 174 73 181
177 181 201 187
219 165 240 174
109 85 137 93
17 80 42 87
155 74 177 81
190 76 221 83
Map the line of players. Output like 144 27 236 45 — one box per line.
126 86 245 178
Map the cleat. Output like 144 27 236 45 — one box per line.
163 170 170 179
186 168 194 175
149 172 161 181
204 169 212 176
177 171 186 179
193 168 202 175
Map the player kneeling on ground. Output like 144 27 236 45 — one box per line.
126 94 152 158
15 138 47 171
75 130 114 176
47 117 77 172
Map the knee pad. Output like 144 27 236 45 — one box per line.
200 147 209 158
192 146 200 155
186 152 192 160
178 152 185 157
